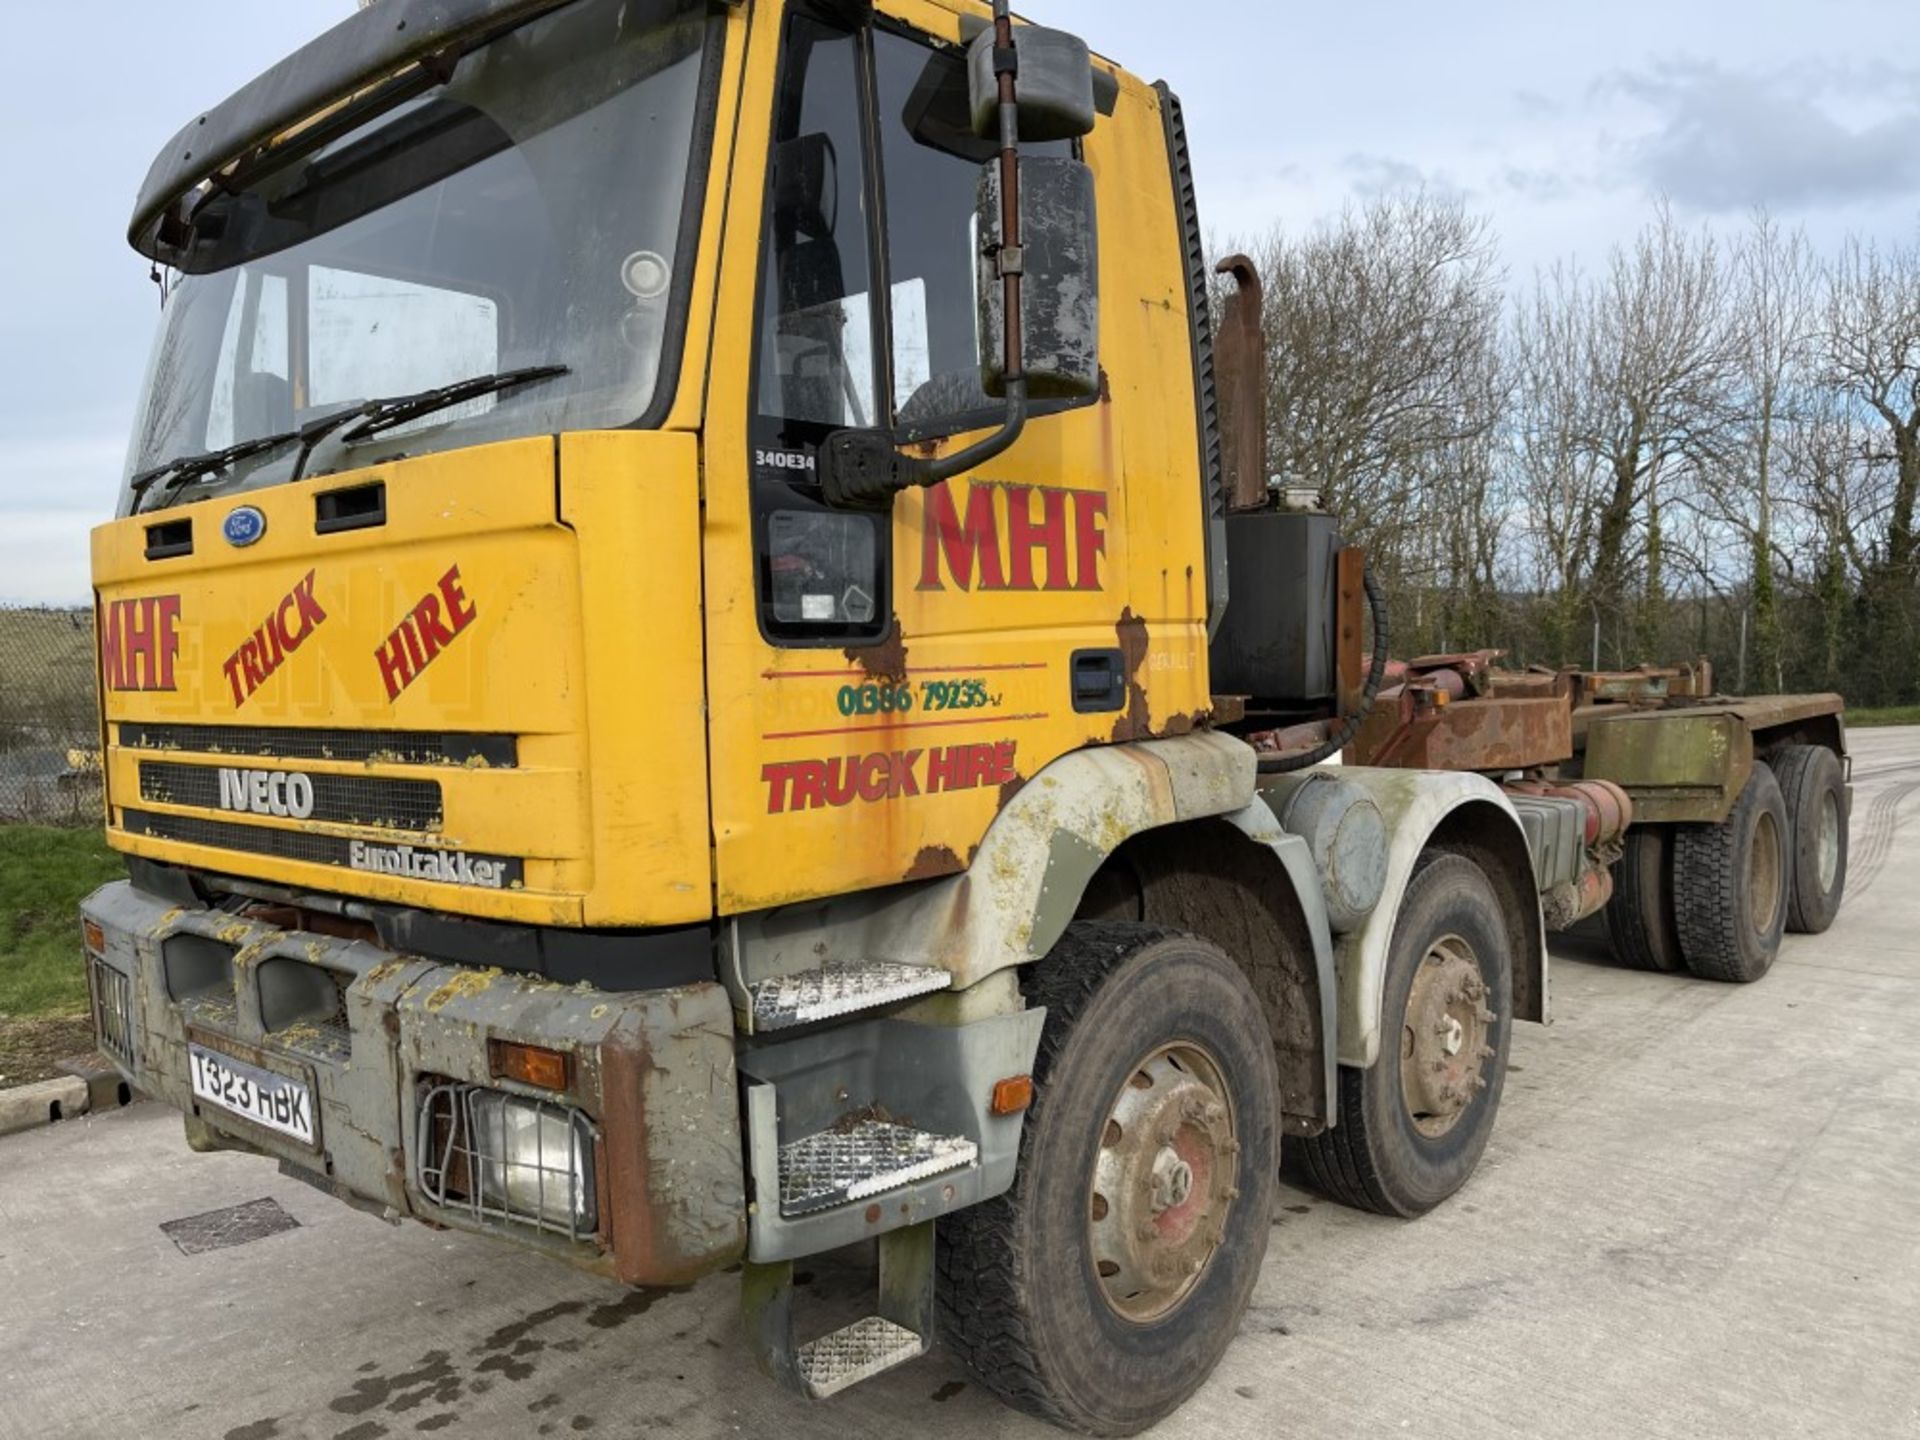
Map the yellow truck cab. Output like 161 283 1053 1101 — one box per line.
83 1 1563 1430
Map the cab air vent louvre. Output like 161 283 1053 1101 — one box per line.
118 723 516 768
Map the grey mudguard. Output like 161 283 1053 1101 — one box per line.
1218 799 1341 1126
1316 767 1549 1069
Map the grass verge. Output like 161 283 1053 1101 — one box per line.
0 824 124 1019
1847 706 1920 728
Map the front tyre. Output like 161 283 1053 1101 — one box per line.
937 923 1279 1437
1292 853 1514 1219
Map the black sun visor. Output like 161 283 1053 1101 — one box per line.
128 0 579 267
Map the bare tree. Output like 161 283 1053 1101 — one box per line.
1694 212 1818 691
1820 236 1920 701
1508 207 1736 664
1229 192 1509 650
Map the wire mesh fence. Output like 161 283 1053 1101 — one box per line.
0 606 101 826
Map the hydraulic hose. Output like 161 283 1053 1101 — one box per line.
1257 561 1391 774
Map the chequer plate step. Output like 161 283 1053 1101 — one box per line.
749 960 951 1032
795 1316 927 1398
778 1120 978 1217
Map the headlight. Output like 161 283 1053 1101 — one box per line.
417 1082 597 1238
470 1090 595 1231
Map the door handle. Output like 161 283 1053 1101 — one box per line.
1071 649 1127 713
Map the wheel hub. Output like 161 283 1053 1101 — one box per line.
1089 1045 1238 1322
1750 810 1783 932
1400 936 1496 1139
1817 790 1841 894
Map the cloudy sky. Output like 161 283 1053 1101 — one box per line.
2 0 1917 604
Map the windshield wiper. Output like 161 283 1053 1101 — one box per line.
291 365 571 478
129 431 302 509
132 367 573 510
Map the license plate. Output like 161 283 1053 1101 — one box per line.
188 1043 316 1146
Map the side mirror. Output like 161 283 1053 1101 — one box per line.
816 9 1100 512
966 26 1096 142
976 156 1099 400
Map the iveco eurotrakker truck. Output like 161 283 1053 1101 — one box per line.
80 0 1828 1431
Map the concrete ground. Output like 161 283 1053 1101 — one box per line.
4 731 1919 1440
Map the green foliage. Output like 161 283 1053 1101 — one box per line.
0 607 96 731
0 826 125 1018
1848 707 1920 728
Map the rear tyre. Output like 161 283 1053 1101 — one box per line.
1605 826 1686 972
1674 763 1790 983
1771 744 1849 935
1291 853 1513 1219
937 923 1278 1438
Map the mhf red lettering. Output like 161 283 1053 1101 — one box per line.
223 571 327 707
101 595 181 692
920 481 1108 593
376 564 478 702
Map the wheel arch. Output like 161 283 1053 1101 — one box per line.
1327 771 1548 1070
732 734 1270 991
1072 813 1339 1135
728 735 1341 1129
1754 712 1847 763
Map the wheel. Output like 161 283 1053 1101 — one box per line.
1673 762 1790 983
937 922 1279 1437
1605 826 1686 972
1771 744 1849 935
1290 852 1513 1219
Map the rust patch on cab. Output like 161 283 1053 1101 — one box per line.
1110 609 1151 741
846 617 909 684
997 772 1028 812
905 845 965 881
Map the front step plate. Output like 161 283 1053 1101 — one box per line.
750 960 952 1031
779 1120 978 1217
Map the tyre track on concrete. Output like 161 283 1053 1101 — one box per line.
1849 778 1919 897
1850 758 1920 782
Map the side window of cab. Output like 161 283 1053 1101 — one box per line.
747 13 1084 646
750 12 886 645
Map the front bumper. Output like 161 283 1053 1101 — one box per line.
80 879 746 1285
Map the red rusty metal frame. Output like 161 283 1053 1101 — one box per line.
1335 548 1367 721
1212 255 1269 513
1348 691 1574 773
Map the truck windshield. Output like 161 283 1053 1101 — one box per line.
122 0 716 514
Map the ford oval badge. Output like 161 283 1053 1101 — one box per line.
223 506 267 548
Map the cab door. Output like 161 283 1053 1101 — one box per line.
704 0 1208 915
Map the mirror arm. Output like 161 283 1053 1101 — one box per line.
989 0 1024 401
819 0 1030 513
818 381 1028 510
918 379 1029 484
